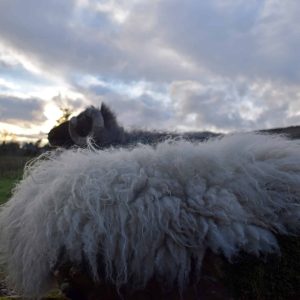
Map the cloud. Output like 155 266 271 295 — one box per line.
0 1 224 82
0 0 129 81
0 95 46 124
155 0 300 82
74 78 175 130
0 0 300 138
0 0 299 84
170 78 300 132
102 93 175 130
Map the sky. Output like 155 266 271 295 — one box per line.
0 0 300 143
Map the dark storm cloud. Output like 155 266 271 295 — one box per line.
0 95 46 123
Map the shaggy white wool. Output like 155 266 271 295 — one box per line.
1 133 300 297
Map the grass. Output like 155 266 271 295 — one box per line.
0 156 30 178
0 177 20 205
0 156 30 204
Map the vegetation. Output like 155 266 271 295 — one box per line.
0 138 50 203
0 177 19 205
0 156 29 204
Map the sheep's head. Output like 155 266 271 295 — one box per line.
48 104 120 148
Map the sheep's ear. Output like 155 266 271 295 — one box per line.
101 103 119 128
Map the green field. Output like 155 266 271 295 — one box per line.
0 177 19 204
0 156 29 204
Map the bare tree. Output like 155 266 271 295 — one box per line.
0 130 16 143
52 94 74 125
56 107 73 125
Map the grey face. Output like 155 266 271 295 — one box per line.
71 113 93 137
48 106 105 147
48 121 74 147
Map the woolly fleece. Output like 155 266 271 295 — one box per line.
0 133 300 297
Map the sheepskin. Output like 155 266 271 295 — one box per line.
1 133 300 298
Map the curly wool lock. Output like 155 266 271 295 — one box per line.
1 133 300 298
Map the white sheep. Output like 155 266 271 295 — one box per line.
0 133 300 298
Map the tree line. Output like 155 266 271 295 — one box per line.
0 140 51 156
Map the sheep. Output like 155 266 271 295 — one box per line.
1 133 300 299
48 103 220 148
48 104 300 150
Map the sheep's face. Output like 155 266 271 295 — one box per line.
48 107 105 147
72 112 93 137
48 113 92 147
48 122 74 147
48 104 123 148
